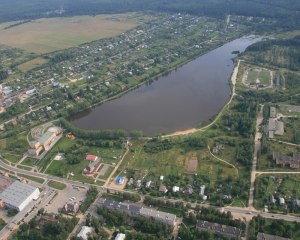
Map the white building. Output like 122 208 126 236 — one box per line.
200 185 206 196
77 226 94 240
172 186 180 193
115 233 126 240
0 181 40 211
279 197 285 205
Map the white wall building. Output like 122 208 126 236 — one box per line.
115 233 126 240
0 181 40 211
77 226 94 240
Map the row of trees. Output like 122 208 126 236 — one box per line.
60 118 143 139
248 215 300 240
80 187 98 213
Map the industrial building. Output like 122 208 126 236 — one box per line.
0 181 40 211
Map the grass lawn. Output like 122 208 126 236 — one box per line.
47 180 66 190
1 152 21 163
260 70 272 85
0 13 149 53
18 173 44 184
120 138 238 184
0 218 5 231
158 206 183 217
22 157 37 167
43 137 124 184
247 69 258 84
17 165 32 171
0 132 28 155
17 57 48 72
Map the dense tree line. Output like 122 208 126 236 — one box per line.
248 215 300 240
60 118 143 139
80 187 98 213
186 207 245 230
12 215 78 240
143 136 207 153
245 36 300 71
1 0 300 33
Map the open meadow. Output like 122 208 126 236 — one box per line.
0 13 149 53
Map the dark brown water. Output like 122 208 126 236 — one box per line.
71 36 258 136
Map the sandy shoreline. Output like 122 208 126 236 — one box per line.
163 60 240 138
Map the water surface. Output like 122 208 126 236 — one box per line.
71 37 258 136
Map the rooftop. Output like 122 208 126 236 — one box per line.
39 131 55 145
257 232 291 240
77 226 94 240
197 220 241 238
0 181 39 208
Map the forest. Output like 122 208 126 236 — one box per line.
1 0 300 30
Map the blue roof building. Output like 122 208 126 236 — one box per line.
116 176 125 185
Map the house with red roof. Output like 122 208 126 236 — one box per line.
86 154 98 161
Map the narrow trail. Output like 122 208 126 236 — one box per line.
208 146 239 177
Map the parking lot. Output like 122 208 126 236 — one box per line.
45 184 87 214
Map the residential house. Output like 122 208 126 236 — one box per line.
159 184 168 193
83 158 101 176
86 154 98 161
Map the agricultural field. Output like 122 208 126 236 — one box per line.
0 13 150 53
254 174 300 214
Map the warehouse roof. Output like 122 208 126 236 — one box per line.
0 181 38 208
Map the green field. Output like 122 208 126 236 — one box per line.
1 152 21 163
0 13 149 53
47 180 66 190
17 57 49 71
247 68 272 85
17 173 44 184
44 137 124 184
22 157 37 167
